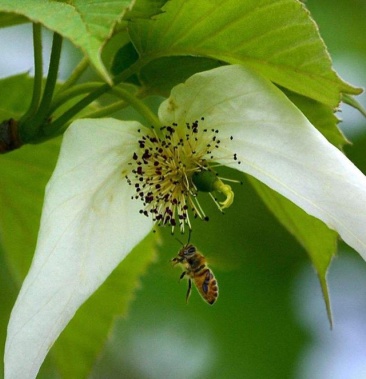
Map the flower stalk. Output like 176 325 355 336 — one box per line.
19 23 43 124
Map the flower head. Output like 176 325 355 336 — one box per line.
6 65 366 378
127 119 235 231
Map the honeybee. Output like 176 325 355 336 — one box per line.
171 243 218 305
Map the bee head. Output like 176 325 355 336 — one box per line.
180 244 196 258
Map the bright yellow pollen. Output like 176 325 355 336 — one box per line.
212 180 234 209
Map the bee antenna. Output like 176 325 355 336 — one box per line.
175 229 192 246
175 237 184 246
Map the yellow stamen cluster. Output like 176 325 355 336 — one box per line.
126 118 236 231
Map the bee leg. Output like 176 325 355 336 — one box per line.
171 257 179 266
179 271 186 281
186 278 192 304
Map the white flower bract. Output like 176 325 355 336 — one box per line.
4 120 153 379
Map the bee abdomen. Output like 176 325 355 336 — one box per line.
200 269 218 305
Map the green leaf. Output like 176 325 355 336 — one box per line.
0 0 134 81
129 0 361 107
139 56 223 96
342 93 366 118
0 74 61 281
0 73 35 120
0 74 98 278
0 73 100 143
49 232 157 379
111 42 140 84
124 0 168 20
283 88 348 148
0 11 27 28
248 176 337 326
0 139 61 281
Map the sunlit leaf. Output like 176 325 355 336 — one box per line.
129 0 361 107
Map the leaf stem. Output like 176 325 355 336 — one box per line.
44 83 110 136
45 60 146 136
50 82 103 113
19 23 43 124
23 32 63 141
82 100 128 119
111 87 160 127
57 56 89 93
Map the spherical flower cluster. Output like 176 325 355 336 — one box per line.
127 118 236 231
